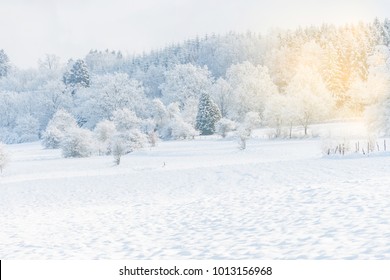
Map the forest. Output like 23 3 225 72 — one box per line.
1 18 390 159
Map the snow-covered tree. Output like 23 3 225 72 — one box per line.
365 46 390 135
92 73 147 119
160 63 213 106
286 66 334 135
263 93 300 138
170 117 198 140
63 59 90 91
150 101 198 140
95 120 116 143
215 118 237 138
108 108 148 163
195 93 222 135
110 129 148 165
0 142 9 173
226 61 278 120
94 120 116 155
111 108 141 131
159 63 213 125
0 49 10 78
237 112 261 149
42 109 78 148
151 99 169 127
210 78 234 118
38 54 61 72
14 115 40 143
61 127 94 158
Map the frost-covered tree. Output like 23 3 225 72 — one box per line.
286 66 334 135
151 99 169 127
226 62 278 120
111 108 141 131
61 127 94 158
94 120 116 155
109 108 148 164
237 112 261 149
42 109 78 148
160 63 213 106
63 59 90 91
365 46 390 135
150 101 198 140
0 142 9 173
170 117 198 140
110 129 148 165
95 120 116 143
347 51 390 114
40 80 73 121
195 93 221 135
263 93 300 138
91 73 147 119
159 63 213 125
210 78 234 118
38 54 61 72
0 49 10 78
14 115 40 143
215 118 237 138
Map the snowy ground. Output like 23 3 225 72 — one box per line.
1 122 390 259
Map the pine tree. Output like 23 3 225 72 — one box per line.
195 93 222 135
0 49 10 78
63 59 90 89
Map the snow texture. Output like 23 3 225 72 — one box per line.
1 123 390 259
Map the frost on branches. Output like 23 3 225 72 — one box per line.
42 109 78 149
61 127 94 158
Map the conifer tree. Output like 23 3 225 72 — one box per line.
0 49 10 78
195 93 222 135
63 59 90 90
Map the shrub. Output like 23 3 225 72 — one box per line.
61 127 94 158
215 118 237 138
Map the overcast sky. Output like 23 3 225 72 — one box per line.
0 0 389 68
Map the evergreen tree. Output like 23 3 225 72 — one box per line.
196 93 222 135
63 59 90 90
0 49 10 78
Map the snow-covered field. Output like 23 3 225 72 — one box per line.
1 122 390 259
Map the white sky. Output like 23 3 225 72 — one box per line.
0 0 389 68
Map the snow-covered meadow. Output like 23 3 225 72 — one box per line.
1 122 390 259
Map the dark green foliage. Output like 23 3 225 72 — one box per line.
196 93 222 135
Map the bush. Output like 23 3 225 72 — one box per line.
42 109 77 148
170 118 199 140
215 118 236 138
61 127 94 158
110 129 148 165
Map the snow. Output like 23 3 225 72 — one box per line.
1 123 390 259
